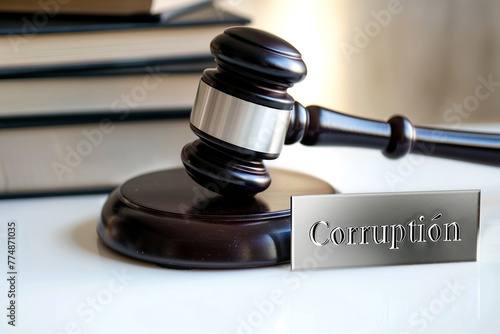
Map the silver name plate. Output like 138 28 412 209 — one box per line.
291 190 480 271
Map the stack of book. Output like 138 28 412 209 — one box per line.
0 0 249 197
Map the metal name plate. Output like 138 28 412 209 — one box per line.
291 190 480 271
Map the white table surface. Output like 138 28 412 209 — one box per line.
1 124 499 334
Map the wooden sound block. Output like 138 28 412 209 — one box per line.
98 168 335 269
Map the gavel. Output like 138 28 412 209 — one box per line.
181 27 500 196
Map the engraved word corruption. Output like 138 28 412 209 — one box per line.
308 213 461 250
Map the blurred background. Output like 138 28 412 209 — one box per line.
2 0 499 196
219 0 500 127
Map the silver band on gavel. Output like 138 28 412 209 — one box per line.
189 80 291 155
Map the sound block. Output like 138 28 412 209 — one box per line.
98 168 335 269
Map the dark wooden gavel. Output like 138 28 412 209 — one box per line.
181 27 500 196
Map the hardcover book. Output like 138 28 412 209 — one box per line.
0 0 206 16
0 1 249 73
0 59 214 116
0 118 196 197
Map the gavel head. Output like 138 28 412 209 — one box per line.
181 27 307 196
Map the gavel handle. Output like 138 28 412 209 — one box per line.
286 103 500 166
